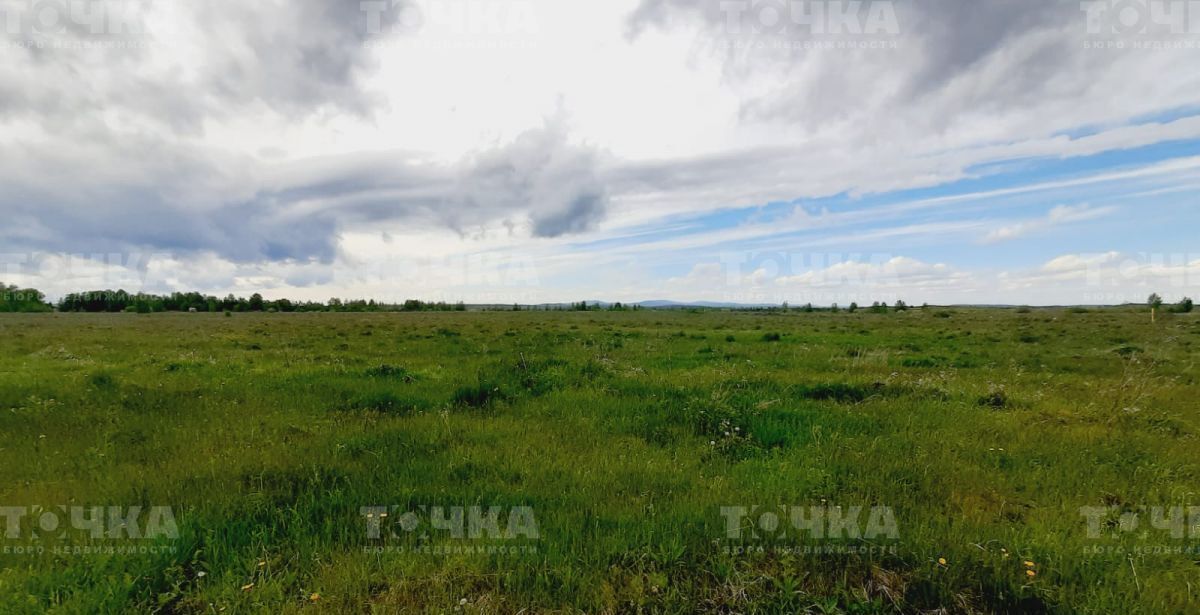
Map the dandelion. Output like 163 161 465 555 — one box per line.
196 571 207 578
1026 569 1037 577
310 593 321 601
459 598 468 605
709 440 716 445
938 557 947 566
1023 560 1035 568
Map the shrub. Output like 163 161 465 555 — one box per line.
977 386 1009 409
797 382 875 403
451 381 506 408
349 392 417 414
365 364 414 381
762 332 782 342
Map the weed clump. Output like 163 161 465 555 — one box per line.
977 385 1010 409
797 382 875 403
452 381 507 408
761 332 782 342
345 391 424 415
89 372 116 388
365 364 414 381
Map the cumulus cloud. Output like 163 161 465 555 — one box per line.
999 252 1200 304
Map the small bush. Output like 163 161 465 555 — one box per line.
797 382 875 403
365 364 413 381
762 332 782 342
977 386 1009 409
89 372 116 388
349 391 417 414
451 381 507 408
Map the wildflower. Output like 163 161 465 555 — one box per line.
938 557 947 566
1026 569 1037 577
1023 560 1035 568
459 598 468 605
241 583 255 592
310 593 321 601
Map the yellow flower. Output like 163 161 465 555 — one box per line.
1026 570 1037 577
1023 560 1035 568
310 593 321 601
937 557 947 566
241 583 255 592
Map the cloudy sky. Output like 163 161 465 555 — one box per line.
2 0 1198 305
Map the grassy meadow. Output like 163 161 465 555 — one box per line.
0 308 1198 613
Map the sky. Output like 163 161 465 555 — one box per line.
2 0 1198 306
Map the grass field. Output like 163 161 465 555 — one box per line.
1 308 1198 613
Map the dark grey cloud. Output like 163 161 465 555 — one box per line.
196 0 404 118
623 0 1106 131
0 0 402 132
0 117 608 263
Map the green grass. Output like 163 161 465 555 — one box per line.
0 308 1198 613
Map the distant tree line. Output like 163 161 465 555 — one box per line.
0 284 52 312
55 290 469 313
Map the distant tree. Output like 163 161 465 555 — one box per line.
802 303 814 313
1148 293 1163 322
848 302 858 313
894 300 908 311
1 284 50 312
249 293 265 312
830 303 839 313
1174 297 1193 313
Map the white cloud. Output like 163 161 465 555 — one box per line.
981 204 1117 244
